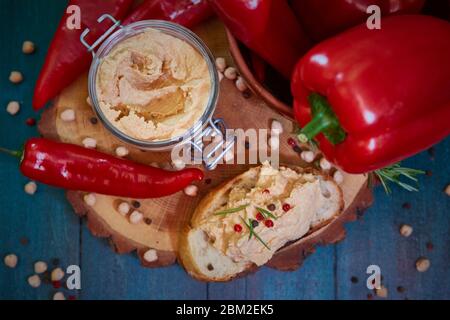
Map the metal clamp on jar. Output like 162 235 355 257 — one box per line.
80 14 234 170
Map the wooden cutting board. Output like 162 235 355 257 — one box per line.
38 18 372 271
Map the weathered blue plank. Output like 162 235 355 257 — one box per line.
0 0 80 300
79 222 207 300
336 140 450 300
246 245 337 300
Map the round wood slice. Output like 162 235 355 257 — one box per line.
38 18 372 271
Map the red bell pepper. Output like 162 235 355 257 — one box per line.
209 0 311 79
123 0 214 28
33 0 214 111
32 0 134 110
0 138 203 199
292 15 450 174
291 0 425 41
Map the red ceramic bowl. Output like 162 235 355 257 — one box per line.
226 29 294 120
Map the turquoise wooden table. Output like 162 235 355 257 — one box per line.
0 0 449 300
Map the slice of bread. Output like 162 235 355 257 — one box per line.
178 164 344 282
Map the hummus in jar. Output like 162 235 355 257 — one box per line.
96 28 212 141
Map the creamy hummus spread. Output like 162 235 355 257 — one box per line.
96 28 211 141
199 163 333 266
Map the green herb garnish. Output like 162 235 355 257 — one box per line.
214 204 249 216
255 207 278 220
373 163 425 194
241 218 270 250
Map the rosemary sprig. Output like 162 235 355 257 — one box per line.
255 206 278 220
240 218 270 250
374 163 425 194
214 204 249 216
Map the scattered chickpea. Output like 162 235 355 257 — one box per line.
118 202 130 216
22 41 35 54
375 286 388 298
149 162 160 168
86 96 93 107
24 181 37 195
28 275 41 288
6 101 20 116
172 159 186 171
82 137 97 149
143 249 158 263
9 71 23 84
129 210 144 224
51 267 65 281
301 151 315 163
34 261 48 274
215 57 226 72
416 257 431 272
235 76 248 92
333 171 344 184
115 146 129 158
83 193 96 207
184 185 198 197
4 254 18 268
271 120 284 135
399 224 413 238
53 292 66 300
320 158 332 171
224 67 237 80
60 109 75 122
445 184 450 197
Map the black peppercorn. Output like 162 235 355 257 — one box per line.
132 201 141 209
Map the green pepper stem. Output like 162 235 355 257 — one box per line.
0 147 22 159
298 94 347 145
298 113 332 143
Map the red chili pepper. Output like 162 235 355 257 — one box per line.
33 0 214 111
292 15 450 174
0 138 203 198
209 0 311 79
123 0 214 28
291 0 425 42
32 0 134 110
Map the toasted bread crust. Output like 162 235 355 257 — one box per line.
178 165 346 282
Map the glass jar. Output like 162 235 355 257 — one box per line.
81 14 232 169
